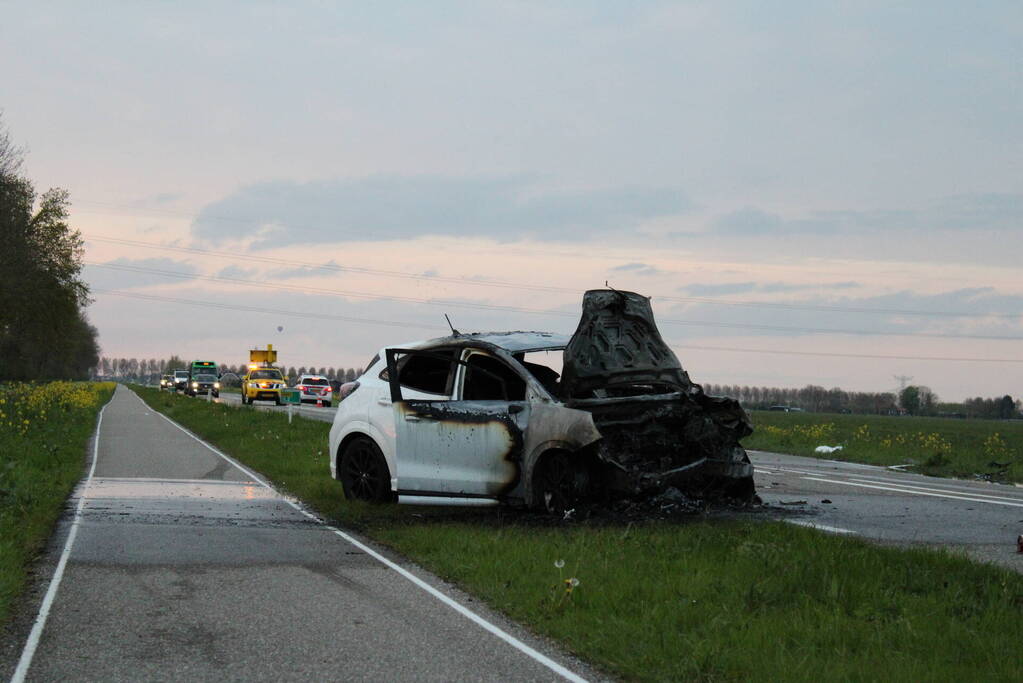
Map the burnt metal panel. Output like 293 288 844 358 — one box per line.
561 289 693 399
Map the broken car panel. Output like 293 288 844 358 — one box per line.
328 290 755 510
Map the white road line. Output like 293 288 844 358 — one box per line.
844 477 1023 504
137 391 587 683
758 465 1023 500
801 476 1023 508
784 520 856 535
11 400 110 683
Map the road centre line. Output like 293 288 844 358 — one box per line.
843 477 1023 504
138 392 588 683
758 465 1023 500
12 400 110 683
801 476 1023 508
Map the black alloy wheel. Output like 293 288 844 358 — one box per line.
339 438 392 503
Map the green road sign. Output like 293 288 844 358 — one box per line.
281 388 301 405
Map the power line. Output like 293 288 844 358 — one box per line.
89 289 1023 364
91 289 448 332
82 233 1022 320
85 261 1023 341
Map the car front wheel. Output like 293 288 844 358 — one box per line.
532 451 590 513
339 437 393 503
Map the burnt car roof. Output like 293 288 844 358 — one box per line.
401 331 571 354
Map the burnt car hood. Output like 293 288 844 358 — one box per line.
557 289 755 500
561 289 692 399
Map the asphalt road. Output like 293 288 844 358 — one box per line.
751 450 1023 571
1 386 599 682
214 390 337 423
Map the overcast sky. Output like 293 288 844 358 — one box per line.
3 1 1020 400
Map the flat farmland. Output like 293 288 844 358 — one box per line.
744 410 1023 483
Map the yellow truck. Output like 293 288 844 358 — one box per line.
241 344 286 405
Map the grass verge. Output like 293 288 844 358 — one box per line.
136 387 1023 681
744 410 1023 483
0 381 114 623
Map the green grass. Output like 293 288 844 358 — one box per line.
0 382 114 623
744 410 1023 483
134 387 1023 682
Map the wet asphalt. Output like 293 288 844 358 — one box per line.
0 386 597 682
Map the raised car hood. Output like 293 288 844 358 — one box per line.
561 289 692 399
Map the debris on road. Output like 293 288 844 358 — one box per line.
814 445 843 454
780 500 808 506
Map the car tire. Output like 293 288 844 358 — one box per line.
532 451 590 513
274 396 281 406
213 391 219 399
339 437 393 503
324 401 331 408
241 393 248 405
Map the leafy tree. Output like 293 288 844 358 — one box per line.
899 386 921 415
0 118 97 380
998 395 1015 420
165 355 187 371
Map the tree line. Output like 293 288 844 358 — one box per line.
703 382 1020 420
0 115 99 381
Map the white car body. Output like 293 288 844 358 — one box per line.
294 374 333 406
328 332 602 507
328 290 756 510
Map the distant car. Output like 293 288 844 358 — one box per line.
159 374 174 390
242 367 286 405
294 374 332 406
187 373 220 398
172 370 190 392
328 289 754 510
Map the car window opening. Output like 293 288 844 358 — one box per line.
396 350 454 395
463 354 525 401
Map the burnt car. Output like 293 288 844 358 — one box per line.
328 289 754 509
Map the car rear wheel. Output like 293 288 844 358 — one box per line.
339 437 393 503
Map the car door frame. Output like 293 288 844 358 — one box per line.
385 348 530 498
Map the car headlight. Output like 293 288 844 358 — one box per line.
250 382 258 388
214 382 220 388
192 382 198 388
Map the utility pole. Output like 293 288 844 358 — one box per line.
893 375 913 392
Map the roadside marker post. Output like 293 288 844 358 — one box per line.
281 388 301 424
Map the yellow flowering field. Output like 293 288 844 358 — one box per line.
0 381 114 623
745 410 1023 482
